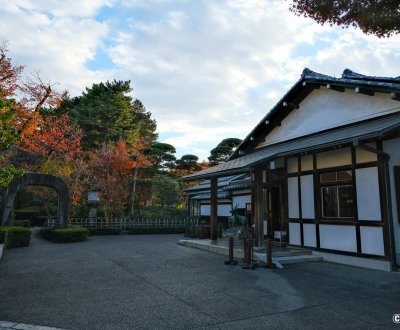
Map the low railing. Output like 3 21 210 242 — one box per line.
47 217 199 232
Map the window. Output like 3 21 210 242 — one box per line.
191 199 200 217
320 171 354 219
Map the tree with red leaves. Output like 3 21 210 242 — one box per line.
90 140 136 219
20 113 82 160
290 0 400 37
0 40 66 138
0 41 23 97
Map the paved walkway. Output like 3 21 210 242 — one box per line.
0 232 399 329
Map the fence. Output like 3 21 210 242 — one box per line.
47 217 198 232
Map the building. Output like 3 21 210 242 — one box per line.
186 174 251 222
182 69 400 271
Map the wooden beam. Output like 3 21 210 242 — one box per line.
326 84 345 92
390 92 400 101
302 81 320 89
210 177 218 241
282 102 299 109
355 87 374 96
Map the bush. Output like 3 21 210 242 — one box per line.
88 228 121 236
136 206 189 219
0 226 32 248
126 227 185 235
40 226 89 243
12 220 31 227
40 227 54 241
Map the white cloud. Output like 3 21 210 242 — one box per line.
11 0 115 17
0 2 112 95
1 0 400 161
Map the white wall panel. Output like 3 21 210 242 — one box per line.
232 195 251 209
300 175 315 219
200 205 210 216
287 158 298 173
200 204 232 216
289 223 301 245
218 204 232 217
319 225 357 252
356 142 377 163
317 148 351 169
301 155 313 171
258 90 399 148
303 224 317 247
360 226 385 256
356 167 381 221
288 177 299 218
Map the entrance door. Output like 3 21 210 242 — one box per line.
267 169 287 244
270 186 282 232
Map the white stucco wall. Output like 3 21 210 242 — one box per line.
356 167 382 221
289 222 301 245
360 226 385 256
319 225 357 252
317 148 351 169
232 195 251 209
303 223 317 247
200 204 232 217
383 137 400 264
300 175 315 219
258 89 400 148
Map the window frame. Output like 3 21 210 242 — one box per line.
320 170 355 220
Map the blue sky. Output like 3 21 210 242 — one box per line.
1 0 400 161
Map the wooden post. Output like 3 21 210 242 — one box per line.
210 176 218 241
266 238 273 267
253 168 265 249
224 235 238 265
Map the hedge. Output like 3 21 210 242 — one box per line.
0 226 32 248
88 228 121 236
12 220 31 227
40 226 89 243
126 227 185 235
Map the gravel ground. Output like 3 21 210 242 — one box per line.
0 232 399 329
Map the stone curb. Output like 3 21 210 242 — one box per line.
178 239 323 266
0 321 67 330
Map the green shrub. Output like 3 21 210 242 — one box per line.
136 206 189 219
40 227 54 241
0 226 32 248
12 220 31 227
126 227 185 235
88 228 121 236
40 226 89 243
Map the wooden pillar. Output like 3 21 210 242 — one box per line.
253 168 265 249
210 176 218 241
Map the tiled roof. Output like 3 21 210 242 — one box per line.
185 174 247 192
191 191 231 200
223 178 251 191
182 112 400 181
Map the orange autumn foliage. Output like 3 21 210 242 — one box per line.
19 113 82 160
